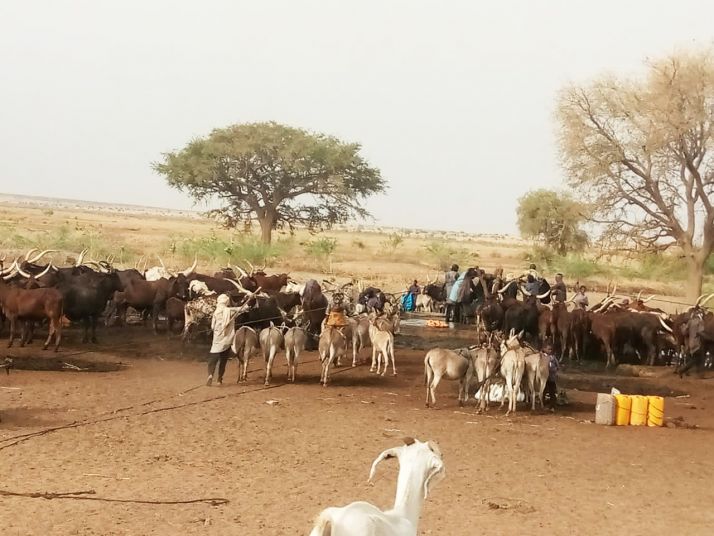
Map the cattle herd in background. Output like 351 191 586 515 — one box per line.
0 249 713 408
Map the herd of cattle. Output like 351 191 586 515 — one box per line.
0 249 713 385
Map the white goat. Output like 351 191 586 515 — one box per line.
284 326 307 383
500 330 526 416
259 324 284 386
524 352 549 411
232 326 258 382
318 326 346 387
424 347 475 407
308 437 445 536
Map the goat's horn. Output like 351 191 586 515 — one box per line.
367 447 400 484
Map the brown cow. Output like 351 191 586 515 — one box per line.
236 261 289 293
0 281 63 351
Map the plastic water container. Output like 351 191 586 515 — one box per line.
614 394 632 426
595 393 616 425
629 395 649 426
647 396 665 427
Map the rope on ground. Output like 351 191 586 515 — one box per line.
0 489 228 506
0 356 358 451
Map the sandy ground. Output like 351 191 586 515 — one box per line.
1 325 713 535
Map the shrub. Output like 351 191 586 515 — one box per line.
305 237 338 271
380 233 404 256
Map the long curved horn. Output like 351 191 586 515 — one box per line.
157 256 175 276
695 293 706 306
497 280 515 294
34 263 52 279
519 285 531 297
657 316 673 333
24 248 38 261
591 296 614 313
641 294 656 304
181 255 198 276
233 264 249 278
135 255 144 269
367 447 400 484
536 289 551 299
2 266 18 280
76 249 88 266
636 290 643 302
611 284 617 297
700 293 714 308
27 249 56 264
244 259 256 275
16 260 32 279
227 279 264 298
226 278 246 291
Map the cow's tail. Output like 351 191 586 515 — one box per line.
309 513 332 536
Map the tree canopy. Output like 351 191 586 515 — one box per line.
154 122 386 243
517 189 589 255
557 49 714 300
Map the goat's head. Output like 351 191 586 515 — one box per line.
368 437 445 499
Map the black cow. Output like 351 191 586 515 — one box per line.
302 280 328 349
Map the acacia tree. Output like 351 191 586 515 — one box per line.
558 50 714 300
516 189 589 255
154 122 385 244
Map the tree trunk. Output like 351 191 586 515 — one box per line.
257 211 275 244
685 255 705 303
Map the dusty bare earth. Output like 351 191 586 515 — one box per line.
1 323 713 536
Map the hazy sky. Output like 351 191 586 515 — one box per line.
1 1 713 234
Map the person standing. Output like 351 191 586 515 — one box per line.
325 291 349 329
543 343 559 411
573 285 589 310
552 273 567 303
524 273 540 297
207 294 243 386
444 264 459 322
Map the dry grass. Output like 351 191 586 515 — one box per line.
0 199 710 304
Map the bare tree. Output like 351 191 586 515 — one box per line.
558 50 714 300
